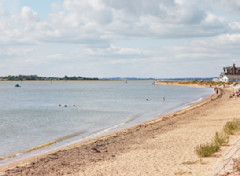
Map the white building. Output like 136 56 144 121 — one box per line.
218 63 240 82
219 75 229 82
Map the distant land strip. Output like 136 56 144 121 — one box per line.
0 75 99 81
0 75 217 81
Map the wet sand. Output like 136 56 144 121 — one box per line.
0 87 239 176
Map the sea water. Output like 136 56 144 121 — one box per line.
0 81 214 163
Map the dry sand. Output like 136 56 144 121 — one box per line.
1 87 240 176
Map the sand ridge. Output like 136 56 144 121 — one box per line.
1 88 240 175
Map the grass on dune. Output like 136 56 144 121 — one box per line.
195 143 220 157
224 119 240 135
196 120 240 157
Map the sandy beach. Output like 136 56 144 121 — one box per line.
1 86 240 176
152 80 221 88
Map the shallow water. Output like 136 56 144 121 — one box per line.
0 80 213 159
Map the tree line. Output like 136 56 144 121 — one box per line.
0 75 99 81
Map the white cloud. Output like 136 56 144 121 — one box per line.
0 0 240 77
0 0 234 46
0 47 33 57
21 6 39 22
47 53 63 58
212 0 240 14
85 45 151 60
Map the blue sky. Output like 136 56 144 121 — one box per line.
0 0 240 78
1 0 58 19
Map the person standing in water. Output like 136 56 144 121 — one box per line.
163 97 165 102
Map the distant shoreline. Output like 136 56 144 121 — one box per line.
153 80 209 88
152 80 232 89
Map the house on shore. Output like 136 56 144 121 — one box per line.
219 63 240 82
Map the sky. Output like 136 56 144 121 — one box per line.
0 0 240 78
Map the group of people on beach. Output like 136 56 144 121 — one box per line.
232 89 240 98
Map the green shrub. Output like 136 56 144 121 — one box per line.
213 132 229 146
224 120 240 135
196 119 240 158
196 143 220 157
195 132 228 157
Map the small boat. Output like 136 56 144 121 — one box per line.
15 84 20 87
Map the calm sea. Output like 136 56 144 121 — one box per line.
0 81 213 164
